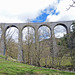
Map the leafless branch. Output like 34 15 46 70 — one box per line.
66 0 75 10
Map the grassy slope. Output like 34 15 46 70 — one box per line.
0 56 75 75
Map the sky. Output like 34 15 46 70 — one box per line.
0 0 75 23
0 0 75 40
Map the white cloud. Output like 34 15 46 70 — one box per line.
46 15 60 22
46 0 75 22
0 0 74 23
0 0 57 23
0 16 23 23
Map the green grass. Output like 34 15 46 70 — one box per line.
0 56 75 75
0 55 6 58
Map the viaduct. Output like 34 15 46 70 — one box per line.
0 20 75 62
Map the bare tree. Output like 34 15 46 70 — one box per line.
67 0 75 10
22 26 35 65
38 26 51 67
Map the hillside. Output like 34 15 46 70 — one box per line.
0 55 75 75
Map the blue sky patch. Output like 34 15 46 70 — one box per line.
32 7 59 23
32 13 49 22
57 0 60 3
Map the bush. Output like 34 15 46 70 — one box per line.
0 55 6 58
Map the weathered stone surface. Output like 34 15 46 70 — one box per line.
0 20 74 62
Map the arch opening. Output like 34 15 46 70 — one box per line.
38 26 51 41
5 27 19 59
53 25 70 67
54 25 67 38
22 26 35 64
38 26 51 67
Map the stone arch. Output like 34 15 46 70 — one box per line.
38 24 51 40
22 25 35 41
70 22 75 32
38 24 51 30
5 25 19 42
5 25 18 32
54 23 68 38
54 23 68 33
5 25 19 59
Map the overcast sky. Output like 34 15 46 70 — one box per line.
0 0 75 23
